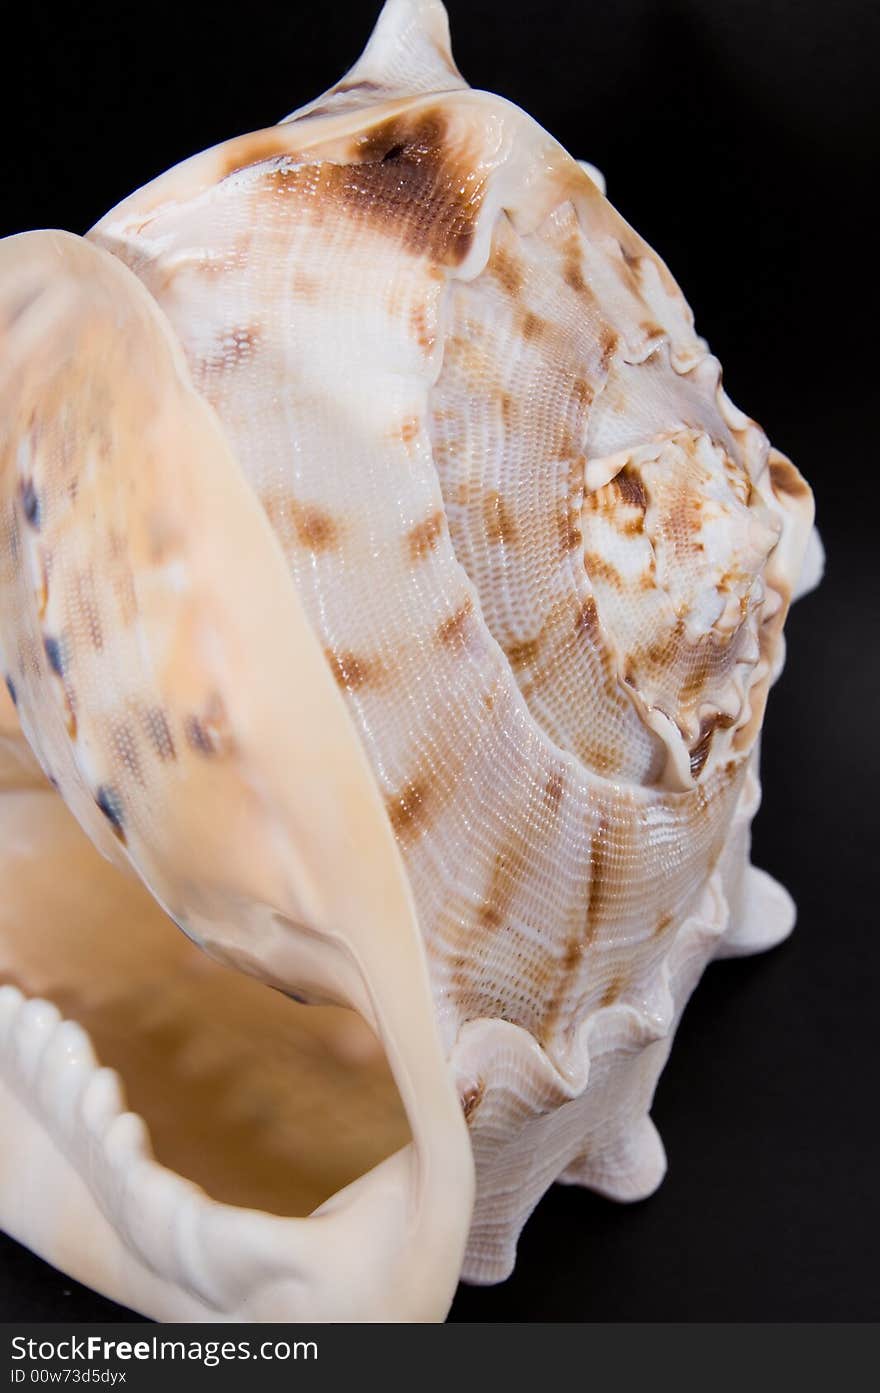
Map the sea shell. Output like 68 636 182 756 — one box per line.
0 0 820 1320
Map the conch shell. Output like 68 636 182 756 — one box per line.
0 0 820 1320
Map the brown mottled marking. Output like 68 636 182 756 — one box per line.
769 455 810 500
325 649 377 692
654 911 673 938
482 490 517 546
562 938 582 971
618 240 641 271
437 597 473 648
586 816 611 940
564 256 588 294
386 777 431 845
544 771 564 815
407 509 445 561
342 109 485 265
666 491 703 542
571 377 593 408
583 552 623 587
397 416 420 445
614 465 648 511
557 507 582 553
292 502 340 552
640 320 665 341
600 973 626 1008
489 245 525 296
505 636 541 670
262 495 342 552
200 325 262 375
519 310 546 342
499 391 516 430
573 595 601 643
478 836 530 931
184 694 235 758
410 303 433 352
219 129 295 181
143 707 176 761
461 1079 485 1123
599 324 619 370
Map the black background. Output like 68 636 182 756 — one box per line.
0 0 877 1322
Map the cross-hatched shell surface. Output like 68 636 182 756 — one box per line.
0 0 818 1319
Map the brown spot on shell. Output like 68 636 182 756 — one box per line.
769 455 810 500
599 324 619 370
573 595 601 643
199 325 262 374
600 974 626 1007
614 465 648 511
519 310 546 342
499 391 516 430
583 552 624 588
482 491 517 546
407 509 445 561
219 129 296 181
505 636 541 670
437 597 473 648
397 417 420 445
654 911 674 938
478 836 531 932
265 496 343 554
385 777 431 845
291 503 340 552
410 303 433 353
489 245 525 296
586 816 611 940
564 256 588 294
558 506 583 554
325 649 378 692
339 109 485 266
571 377 593 408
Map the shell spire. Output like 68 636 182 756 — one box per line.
283 0 467 124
